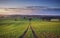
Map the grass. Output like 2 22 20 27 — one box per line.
31 20 60 38
0 19 29 38
0 18 60 38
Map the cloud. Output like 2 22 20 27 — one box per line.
0 8 33 15
0 6 60 15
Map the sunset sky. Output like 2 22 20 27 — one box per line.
0 0 60 15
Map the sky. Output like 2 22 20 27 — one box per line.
0 0 60 15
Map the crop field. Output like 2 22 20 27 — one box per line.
0 18 60 38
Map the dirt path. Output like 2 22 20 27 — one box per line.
19 25 39 38
30 25 39 38
19 26 29 38
19 21 39 38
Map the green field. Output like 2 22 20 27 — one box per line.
31 20 60 38
0 18 60 38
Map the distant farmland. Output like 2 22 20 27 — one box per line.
0 15 60 38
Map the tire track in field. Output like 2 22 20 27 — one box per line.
19 21 39 38
30 25 39 38
19 26 29 38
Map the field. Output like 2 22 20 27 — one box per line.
0 18 60 38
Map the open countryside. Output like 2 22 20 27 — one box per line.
0 0 60 38
0 15 60 38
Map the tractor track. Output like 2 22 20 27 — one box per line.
19 20 39 38
19 26 29 38
30 25 39 38
19 25 39 38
